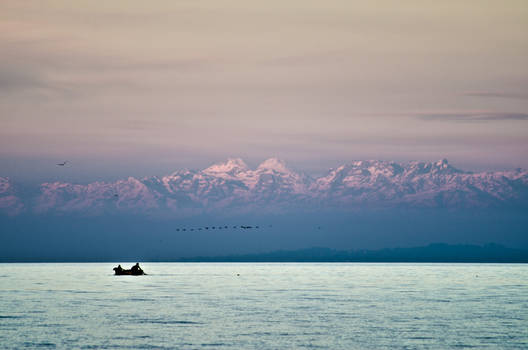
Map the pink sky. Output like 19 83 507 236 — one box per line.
1 1 527 180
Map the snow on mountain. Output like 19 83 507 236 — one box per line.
202 158 258 191
252 158 312 199
312 159 527 208
0 177 24 216
203 158 249 177
2 159 528 216
257 158 290 173
161 158 310 203
35 177 164 215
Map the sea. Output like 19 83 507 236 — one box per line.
0 263 527 349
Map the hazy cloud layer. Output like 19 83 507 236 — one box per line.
419 112 528 122
462 91 528 100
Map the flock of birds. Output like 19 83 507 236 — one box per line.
175 225 268 232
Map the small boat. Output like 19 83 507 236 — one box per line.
113 263 146 275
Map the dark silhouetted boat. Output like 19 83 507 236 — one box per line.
113 263 146 275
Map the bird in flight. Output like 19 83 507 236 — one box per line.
57 161 68 166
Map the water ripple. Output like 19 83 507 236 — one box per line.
1 263 527 349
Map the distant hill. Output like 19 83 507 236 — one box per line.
174 243 528 263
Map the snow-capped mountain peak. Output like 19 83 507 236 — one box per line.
256 158 291 174
0 177 12 193
435 158 449 168
203 158 249 175
0 177 25 216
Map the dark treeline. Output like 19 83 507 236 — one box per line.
174 243 528 263
3 243 528 263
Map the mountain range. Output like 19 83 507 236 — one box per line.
1 158 527 217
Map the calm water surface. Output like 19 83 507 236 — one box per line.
0 263 527 349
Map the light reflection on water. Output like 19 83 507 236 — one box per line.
0 263 527 349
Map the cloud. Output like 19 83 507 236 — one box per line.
418 111 528 122
462 91 528 100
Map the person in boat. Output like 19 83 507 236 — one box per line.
113 264 124 275
130 263 143 275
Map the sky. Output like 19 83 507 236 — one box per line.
1 0 528 182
